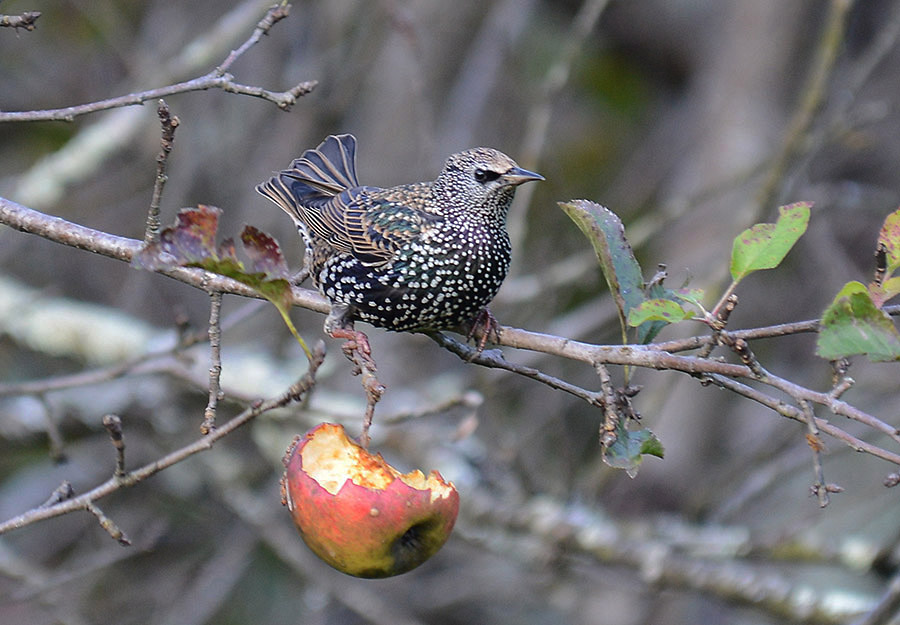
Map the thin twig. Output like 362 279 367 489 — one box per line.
0 10 40 31
216 2 291 75
427 332 604 407
102 414 126 478
85 501 131 546
756 0 855 212
39 482 74 508
145 100 179 244
799 399 830 508
0 341 326 536
201 291 224 435
2 197 899 467
595 363 619 447
0 196 330 313
342 346 384 449
702 373 900 467
0 4 315 123
0 74 317 123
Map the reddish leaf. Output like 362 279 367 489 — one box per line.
134 205 310 359
241 225 290 280
877 208 900 274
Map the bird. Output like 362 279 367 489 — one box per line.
256 133 543 360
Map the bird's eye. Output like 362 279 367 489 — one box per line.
474 168 501 184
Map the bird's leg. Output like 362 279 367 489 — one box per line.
465 307 501 356
324 304 375 367
323 304 384 448
331 326 372 359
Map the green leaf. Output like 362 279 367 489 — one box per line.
134 205 311 359
877 207 900 274
602 419 664 478
673 288 706 309
730 202 811 282
636 280 697 343
627 298 693 326
816 281 900 362
559 200 644 341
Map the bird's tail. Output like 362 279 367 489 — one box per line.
256 134 360 214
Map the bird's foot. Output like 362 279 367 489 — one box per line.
465 308 501 357
329 327 376 369
328 326 384 449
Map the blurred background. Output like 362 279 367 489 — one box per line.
2 0 900 623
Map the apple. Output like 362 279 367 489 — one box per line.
280 422 460 578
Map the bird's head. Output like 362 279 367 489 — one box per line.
434 147 543 217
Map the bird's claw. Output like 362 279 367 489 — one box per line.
466 308 501 358
330 327 377 371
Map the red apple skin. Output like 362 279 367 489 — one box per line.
281 423 460 578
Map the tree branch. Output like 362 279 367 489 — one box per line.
0 10 40 31
2 195 899 471
0 341 326 536
0 4 315 123
0 73 317 123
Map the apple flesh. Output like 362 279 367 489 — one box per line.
281 423 460 578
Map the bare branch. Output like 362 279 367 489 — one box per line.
0 4 315 123
85 501 131 546
145 100 180 244
0 10 40 31
427 331 605 407
102 414 126 478
2 196 899 469
0 73 317 123
202 291 224 435
799 399 830 508
703 373 900 467
0 196 330 313
216 2 291 74
39 481 74 508
0 341 326 536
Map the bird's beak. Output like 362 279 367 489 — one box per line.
504 166 544 186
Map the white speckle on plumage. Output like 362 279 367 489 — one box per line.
256 133 542 335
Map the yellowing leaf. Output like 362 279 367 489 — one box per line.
877 207 900 274
816 281 900 362
731 202 811 282
627 298 693 326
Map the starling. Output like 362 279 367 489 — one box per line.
256 134 542 356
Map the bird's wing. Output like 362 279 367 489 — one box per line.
301 187 442 267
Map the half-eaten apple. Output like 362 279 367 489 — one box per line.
281 422 460 578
